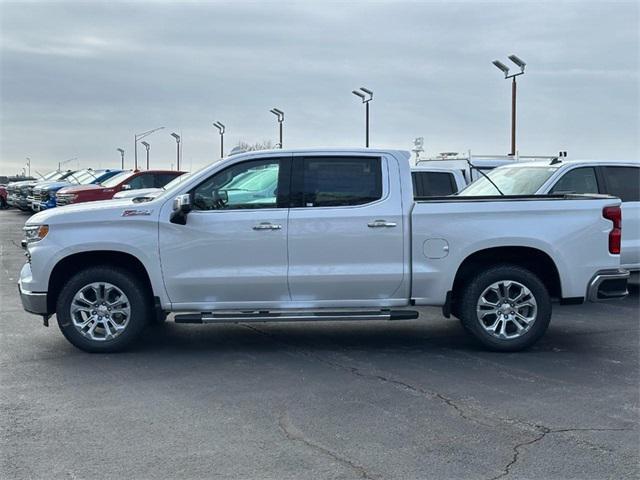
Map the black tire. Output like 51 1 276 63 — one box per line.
56 266 151 353
457 264 551 352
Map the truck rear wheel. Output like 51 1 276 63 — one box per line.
56 266 150 353
457 265 551 351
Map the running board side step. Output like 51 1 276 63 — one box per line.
174 309 419 324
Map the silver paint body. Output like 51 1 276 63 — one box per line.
21 148 623 312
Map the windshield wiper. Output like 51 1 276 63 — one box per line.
465 159 504 196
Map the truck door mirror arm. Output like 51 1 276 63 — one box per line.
170 194 192 225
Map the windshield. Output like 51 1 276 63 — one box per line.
162 172 193 191
101 171 134 187
458 166 559 196
41 170 61 181
67 170 98 185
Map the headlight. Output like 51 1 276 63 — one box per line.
23 224 49 244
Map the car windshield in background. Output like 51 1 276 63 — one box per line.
41 170 62 181
162 172 193 191
68 170 97 185
101 171 133 188
458 166 559 196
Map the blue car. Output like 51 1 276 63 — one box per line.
33 169 122 211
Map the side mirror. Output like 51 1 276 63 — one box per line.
121 184 132 191
170 194 192 225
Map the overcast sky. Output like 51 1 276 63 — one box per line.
1 0 638 175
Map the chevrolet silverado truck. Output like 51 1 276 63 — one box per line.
19 148 629 353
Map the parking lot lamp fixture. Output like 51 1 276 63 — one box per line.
170 133 181 170
492 55 526 156
141 141 150 169
269 108 284 148
117 148 125 169
25 157 31 177
213 122 226 158
134 127 164 170
352 87 373 147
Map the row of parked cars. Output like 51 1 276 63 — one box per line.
4 168 185 212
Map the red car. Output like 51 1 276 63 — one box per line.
56 169 184 205
0 185 7 209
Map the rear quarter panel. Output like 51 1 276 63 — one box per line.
411 197 622 305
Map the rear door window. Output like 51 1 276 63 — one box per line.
295 157 382 207
550 167 600 195
601 166 640 202
412 171 457 197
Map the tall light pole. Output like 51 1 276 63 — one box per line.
352 87 373 147
134 126 164 170
170 133 181 170
492 55 526 156
213 121 225 158
117 148 125 169
270 108 284 148
141 141 150 169
25 157 31 177
58 157 78 171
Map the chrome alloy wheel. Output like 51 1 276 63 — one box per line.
70 282 131 341
476 280 538 340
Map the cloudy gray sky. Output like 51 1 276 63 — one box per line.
1 0 638 175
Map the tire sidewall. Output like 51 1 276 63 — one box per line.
460 265 552 352
56 266 150 352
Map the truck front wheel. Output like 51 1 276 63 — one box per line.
56 266 150 353
457 265 551 352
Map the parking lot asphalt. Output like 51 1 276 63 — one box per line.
1 207 638 480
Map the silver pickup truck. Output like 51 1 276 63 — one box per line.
19 148 628 353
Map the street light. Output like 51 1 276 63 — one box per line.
170 133 181 170
270 108 284 148
25 157 31 177
58 157 78 171
134 126 164 169
492 54 526 156
141 141 150 169
352 87 373 147
213 121 225 158
117 148 125 169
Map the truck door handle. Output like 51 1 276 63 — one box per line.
367 220 397 228
253 222 282 231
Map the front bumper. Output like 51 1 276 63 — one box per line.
19 283 49 315
587 269 629 302
18 262 50 315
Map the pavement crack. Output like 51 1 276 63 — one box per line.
241 324 490 427
278 412 376 479
488 427 550 480
488 426 633 480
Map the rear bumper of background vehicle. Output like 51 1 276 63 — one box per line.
587 269 629 302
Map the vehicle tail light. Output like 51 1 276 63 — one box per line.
603 206 621 254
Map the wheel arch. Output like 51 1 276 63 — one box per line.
47 250 154 313
450 246 562 315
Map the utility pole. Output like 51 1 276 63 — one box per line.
170 133 181 170
352 87 373 147
117 148 125 169
269 109 284 148
134 126 164 169
492 55 526 156
213 121 226 158
141 141 150 169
